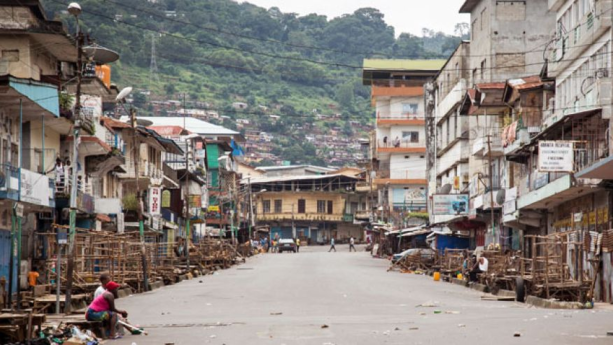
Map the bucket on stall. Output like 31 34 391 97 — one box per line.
433 272 441 281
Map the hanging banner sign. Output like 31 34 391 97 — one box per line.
148 187 162 215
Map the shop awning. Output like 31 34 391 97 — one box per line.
575 155 613 180
0 76 59 118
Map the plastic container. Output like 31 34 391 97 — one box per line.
457 273 463 280
433 272 441 281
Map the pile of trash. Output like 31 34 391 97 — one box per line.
4 325 99 345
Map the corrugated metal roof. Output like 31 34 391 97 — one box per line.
248 173 359 184
119 116 239 136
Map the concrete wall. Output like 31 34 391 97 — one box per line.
0 36 58 80
258 191 346 216
468 0 555 83
390 154 426 180
26 119 61 174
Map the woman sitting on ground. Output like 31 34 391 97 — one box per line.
85 281 128 339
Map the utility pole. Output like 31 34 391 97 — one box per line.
131 108 149 292
182 93 190 271
64 7 83 313
486 134 496 244
8 100 24 310
291 204 296 239
248 177 254 240
183 138 191 271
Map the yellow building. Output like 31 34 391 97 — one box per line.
249 174 369 244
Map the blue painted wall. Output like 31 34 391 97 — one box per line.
436 235 469 253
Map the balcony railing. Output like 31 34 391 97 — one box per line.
258 212 344 222
377 139 426 149
117 162 163 179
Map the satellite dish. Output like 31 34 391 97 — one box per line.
83 45 120 64
137 119 153 126
440 184 452 194
67 2 82 16
496 189 506 205
116 87 133 102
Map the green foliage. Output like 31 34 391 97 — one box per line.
335 82 355 110
41 0 466 165
407 212 429 221
122 193 138 211
58 92 73 111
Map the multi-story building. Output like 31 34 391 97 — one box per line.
452 0 556 247
460 0 556 85
425 41 478 246
0 1 77 292
363 59 445 227
248 174 367 243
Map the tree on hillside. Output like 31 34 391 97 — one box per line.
335 82 355 109
393 33 426 58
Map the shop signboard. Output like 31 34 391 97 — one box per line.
432 194 469 216
538 141 574 172
148 187 162 216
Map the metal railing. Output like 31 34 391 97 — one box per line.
377 139 426 149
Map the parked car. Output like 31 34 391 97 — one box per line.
278 239 297 253
391 248 436 264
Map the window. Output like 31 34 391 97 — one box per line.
327 200 334 214
317 200 326 213
274 199 282 213
262 200 271 214
401 103 418 115
402 131 419 143
350 202 358 214
298 199 306 213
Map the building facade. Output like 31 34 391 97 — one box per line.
363 59 445 228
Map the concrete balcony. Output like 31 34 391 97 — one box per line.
376 140 426 155
257 212 345 222
549 78 612 130
472 136 503 158
435 79 467 125
371 85 423 98
437 140 469 175
117 162 163 180
355 182 375 193
549 0 612 78
354 210 372 220
517 174 601 210
376 117 425 127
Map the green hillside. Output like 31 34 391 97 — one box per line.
42 0 467 166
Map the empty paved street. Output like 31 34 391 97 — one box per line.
115 246 612 345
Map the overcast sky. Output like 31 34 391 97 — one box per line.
242 0 469 36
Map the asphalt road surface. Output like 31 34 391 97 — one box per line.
114 245 612 345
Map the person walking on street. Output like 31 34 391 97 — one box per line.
349 237 356 252
329 238 336 252
296 238 301 253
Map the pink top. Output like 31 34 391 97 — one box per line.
89 293 110 312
